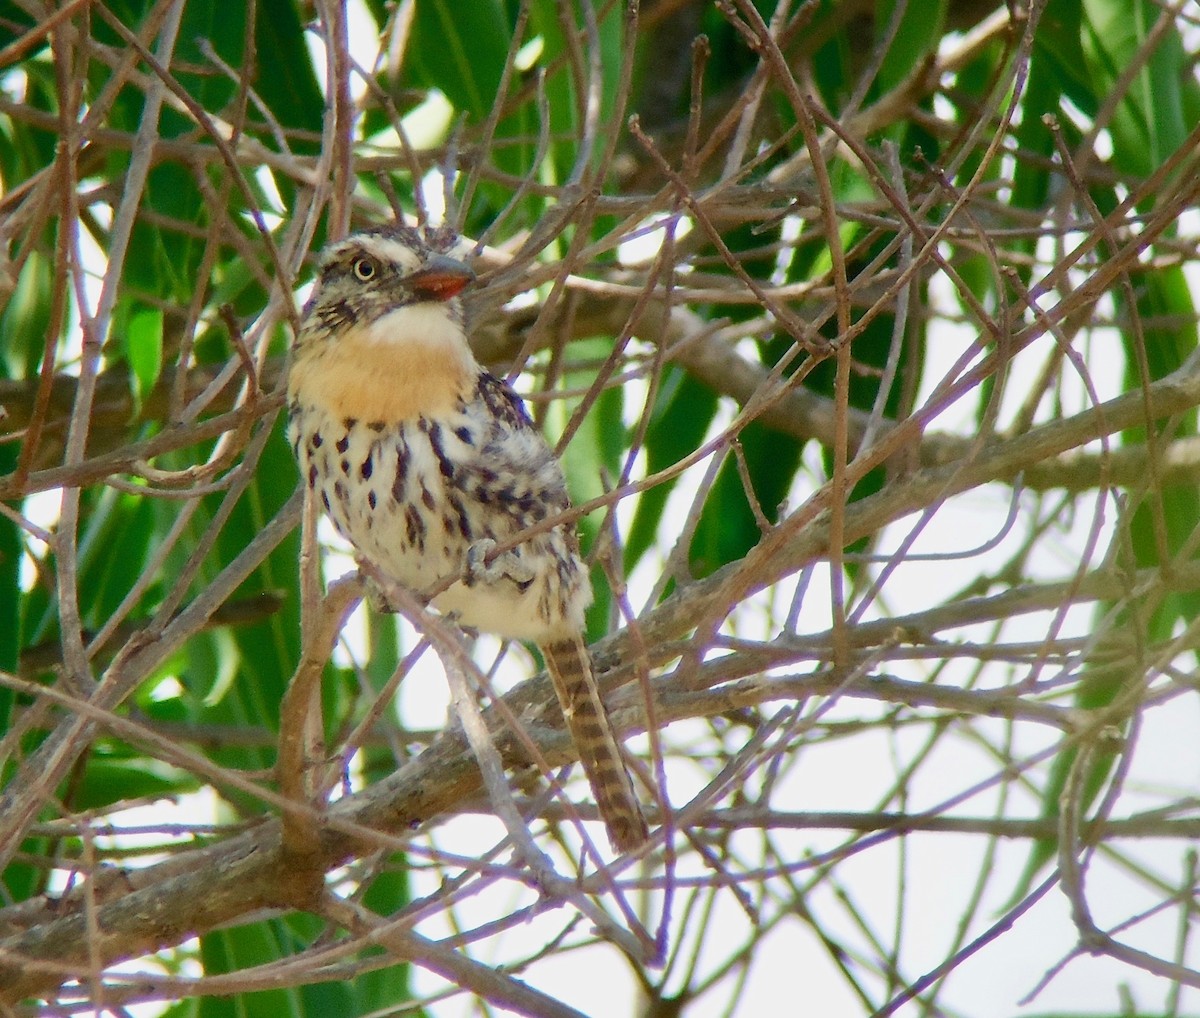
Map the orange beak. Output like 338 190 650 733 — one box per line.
407 255 475 302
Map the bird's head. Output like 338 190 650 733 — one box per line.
298 224 475 346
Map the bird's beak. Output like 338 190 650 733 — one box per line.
407 254 475 302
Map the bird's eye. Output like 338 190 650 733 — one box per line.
352 257 376 281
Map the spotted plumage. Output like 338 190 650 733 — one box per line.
286 224 649 852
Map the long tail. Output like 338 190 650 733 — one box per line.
541 636 649 852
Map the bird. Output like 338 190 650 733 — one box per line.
286 223 650 853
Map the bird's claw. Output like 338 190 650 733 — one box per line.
466 538 535 586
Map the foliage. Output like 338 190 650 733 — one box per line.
1 0 1200 1014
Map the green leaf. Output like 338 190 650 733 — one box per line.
1032 0 1093 115
160 420 302 790
253 0 324 146
0 839 47 906
77 489 158 627
199 921 326 1018
69 756 200 812
875 0 948 97
159 999 200 1018
0 2 36 50
0 437 18 755
1006 265 1199 906
1124 265 1200 635
352 866 414 1012
624 370 718 573
409 0 511 123
690 419 802 578
126 306 164 407
0 248 54 379
1082 0 1189 177
558 339 623 638
526 0 626 186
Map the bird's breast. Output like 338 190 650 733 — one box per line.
288 311 477 424
286 402 591 641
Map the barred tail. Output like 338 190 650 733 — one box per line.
541 636 649 853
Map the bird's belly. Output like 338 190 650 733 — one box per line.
329 485 526 628
346 497 579 642
289 411 589 642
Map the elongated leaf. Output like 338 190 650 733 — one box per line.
875 0 948 97
624 370 718 573
409 0 510 123
126 306 164 407
1082 0 1188 177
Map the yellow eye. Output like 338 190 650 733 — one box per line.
352 257 376 281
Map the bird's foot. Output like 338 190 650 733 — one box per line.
465 538 536 587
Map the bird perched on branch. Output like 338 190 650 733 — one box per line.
286 224 649 853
